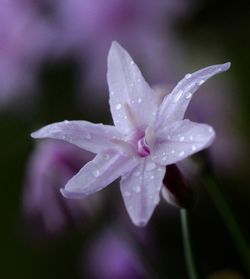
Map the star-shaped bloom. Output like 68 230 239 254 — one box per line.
31 42 230 226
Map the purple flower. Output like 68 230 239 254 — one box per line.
31 42 230 226
86 230 147 279
23 140 97 235
0 0 52 107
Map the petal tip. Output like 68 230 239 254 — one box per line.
30 131 39 139
134 219 148 227
109 41 122 54
222 62 231 71
60 188 85 199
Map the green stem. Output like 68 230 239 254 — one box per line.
203 177 250 276
181 209 199 279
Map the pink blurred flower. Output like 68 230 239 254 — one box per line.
23 140 97 235
86 230 147 279
0 0 53 107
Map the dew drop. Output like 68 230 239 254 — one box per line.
198 79 205 86
189 135 194 141
185 92 192 99
185 73 192 79
64 120 69 124
134 186 141 193
116 104 122 110
124 191 131 197
179 136 185 142
92 170 100 177
110 91 115 95
103 153 110 160
208 127 213 133
179 151 185 157
137 98 142 103
154 196 160 205
174 90 183 103
192 145 196 151
150 175 155 180
130 60 135 65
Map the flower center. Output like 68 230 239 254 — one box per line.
137 137 150 157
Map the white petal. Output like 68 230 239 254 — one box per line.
107 41 158 134
120 158 165 227
151 120 215 165
157 62 231 127
61 149 139 199
31 121 122 154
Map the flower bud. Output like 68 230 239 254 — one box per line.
162 164 196 208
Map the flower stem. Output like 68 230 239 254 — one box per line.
180 209 199 279
203 177 250 276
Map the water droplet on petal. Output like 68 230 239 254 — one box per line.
179 151 185 157
185 73 192 79
134 186 141 193
124 191 131 197
198 79 205 85
116 104 122 110
103 153 110 160
130 60 135 65
179 136 185 142
192 145 196 151
208 127 213 133
138 98 142 103
185 92 192 99
110 91 115 95
92 170 100 177
150 175 155 180
174 90 183 103
64 120 69 124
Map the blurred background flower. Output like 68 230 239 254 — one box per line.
0 0 53 109
23 140 98 237
85 229 149 279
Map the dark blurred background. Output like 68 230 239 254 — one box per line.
0 0 249 278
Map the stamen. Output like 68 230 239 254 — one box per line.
137 137 150 157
